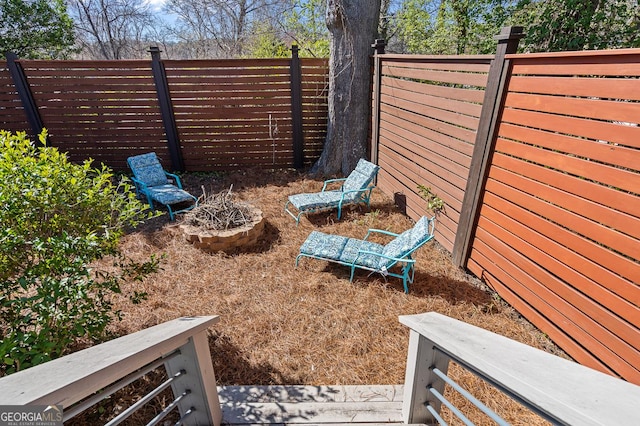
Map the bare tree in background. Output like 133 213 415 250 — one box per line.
378 0 396 42
165 0 289 58
68 0 157 59
312 0 382 175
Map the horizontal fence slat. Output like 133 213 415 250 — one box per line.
377 171 456 252
377 151 463 214
510 53 640 76
489 164 639 240
381 92 479 132
507 75 640 101
468 240 629 380
494 136 639 194
379 143 464 214
485 176 638 266
380 102 477 144
379 124 469 188
163 58 291 68
382 76 485 105
504 92 640 124
498 122 639 172
382 59 491 73
492 152 639 219
466 255 616 375
21 68 153 78
483 182 639 300
501 108 640 150
383 65 489 88
380 110 473 166
483 178 639 285
381 82 483 118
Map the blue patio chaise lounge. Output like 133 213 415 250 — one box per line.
127 152 198 221
296 216 435 293
285 159 380 224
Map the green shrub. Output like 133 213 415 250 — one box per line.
0 130 159 375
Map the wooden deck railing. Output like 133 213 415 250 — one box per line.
0 316 221 425
2 312 639 425
401 312 640 425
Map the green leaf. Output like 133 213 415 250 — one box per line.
0 130 160 375
0 0 76 59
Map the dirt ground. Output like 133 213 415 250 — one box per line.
105 167 565 424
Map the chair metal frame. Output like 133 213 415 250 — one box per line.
127 153 198 221
285 159 380 225
296 217 436 293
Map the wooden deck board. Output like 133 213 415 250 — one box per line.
217 385 412 425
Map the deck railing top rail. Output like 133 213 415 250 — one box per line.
401 312 640 426
0 315 221 425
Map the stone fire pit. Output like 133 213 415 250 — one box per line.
179 188 265 253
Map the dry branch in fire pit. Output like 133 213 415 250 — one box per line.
184 186 255 230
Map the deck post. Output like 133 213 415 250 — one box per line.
370 39 386 169
402 329 449 424
5 52 46 145
290 44 305 169
164 328 222 426
452 26 524 267
149 46 185 172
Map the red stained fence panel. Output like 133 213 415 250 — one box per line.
373 54 493 252
467 50 640 383
371 47 640 384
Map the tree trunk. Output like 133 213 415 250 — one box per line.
311 0 381 176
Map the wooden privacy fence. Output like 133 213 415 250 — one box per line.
467 49 640 384
371 53 493 252
0 46 328 171
371 28 639 384
2 28 638 387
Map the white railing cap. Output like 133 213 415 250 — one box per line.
400 312 640 426
0 315 219 407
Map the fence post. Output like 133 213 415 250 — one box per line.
5 52 46 145
452 26 524 268
149 46 185 172
290 44 305 169
370 39 386 167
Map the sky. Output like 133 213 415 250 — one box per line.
146 0 166 10
145 0 178 25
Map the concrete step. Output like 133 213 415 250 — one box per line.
217 385 421 425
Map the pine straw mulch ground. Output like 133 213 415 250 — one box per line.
97 167 567 425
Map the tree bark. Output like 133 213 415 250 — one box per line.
311 0 381 176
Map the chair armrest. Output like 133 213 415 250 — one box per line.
130 176 149 190
321 178 347 192
355 250 416 266
164 171 183 189
364 228 400 241
340 187 372 195
335 187 374 204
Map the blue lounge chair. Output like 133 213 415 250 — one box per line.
296 216 435 293
127 152 198 221
285 159 380 225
